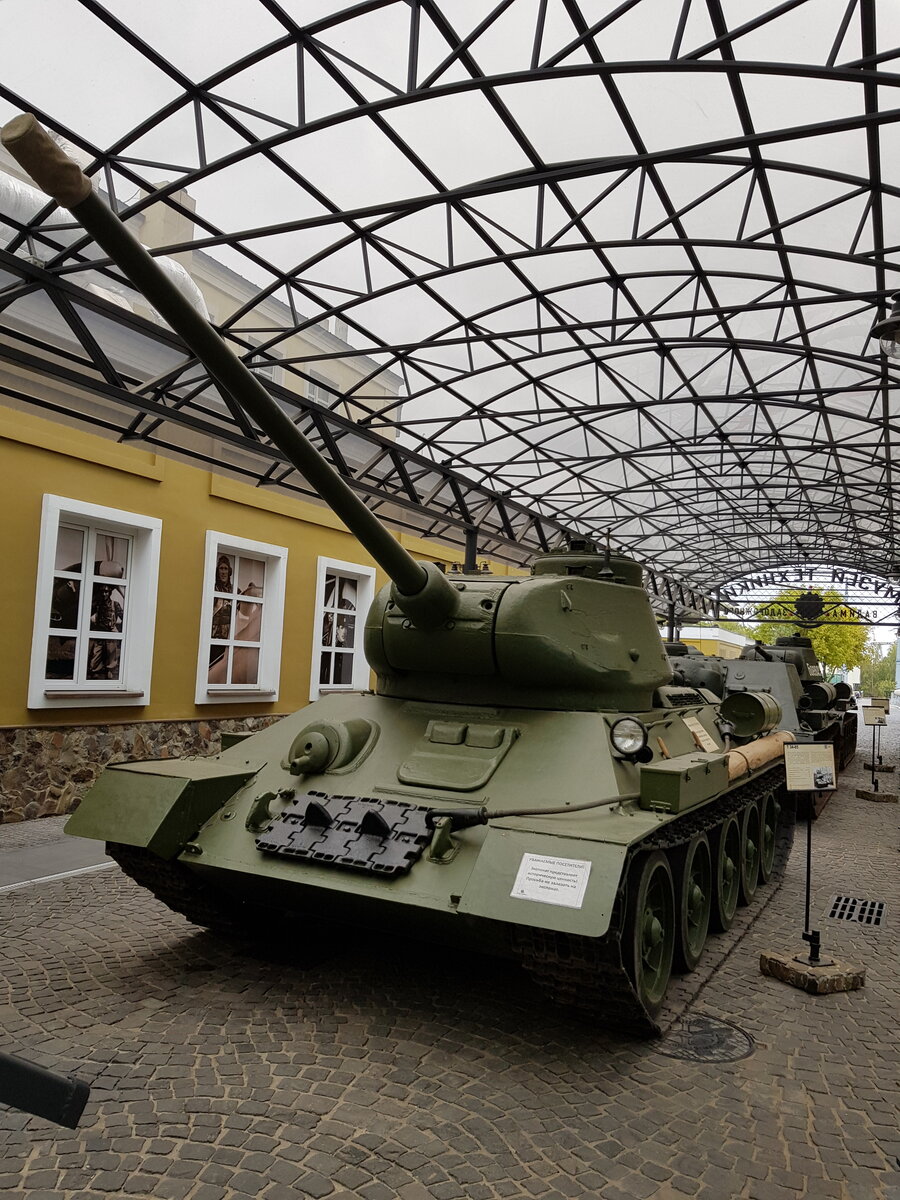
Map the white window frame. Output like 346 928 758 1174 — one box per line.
307 371 335 406
28 494 162 709
195 530 288 705
309 557 376 701
248 344 282 384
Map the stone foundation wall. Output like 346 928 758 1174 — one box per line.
0 716 283 822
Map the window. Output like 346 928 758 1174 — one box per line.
307 371 335 406
247 342 282 384
310 557 376 700
195 531 287 704
28 495 162 709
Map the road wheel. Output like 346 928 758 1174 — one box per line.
711 814 741 932
674 834 712 973
625 851 675 1016
739 801 761 906
758 791 778 884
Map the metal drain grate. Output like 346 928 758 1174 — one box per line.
828 896 885 926
658 1015 755 1063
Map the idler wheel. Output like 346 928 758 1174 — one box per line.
711 813 741 932
758 791 778 884
674 834 712 973
738 801 761 906
625 850 675 1016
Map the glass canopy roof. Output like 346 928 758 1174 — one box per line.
1 0 899 600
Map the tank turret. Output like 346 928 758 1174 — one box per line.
5 114 797 1035
367 538 671 710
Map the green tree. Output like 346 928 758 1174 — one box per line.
752 588 868 679
860 638 897 696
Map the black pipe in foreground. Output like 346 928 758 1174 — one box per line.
0 1051 91 1129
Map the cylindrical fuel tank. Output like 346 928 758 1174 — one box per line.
720 690 782 738
805 681 837 708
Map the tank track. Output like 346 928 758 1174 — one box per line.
107 842 264 940
839 713 858 770
514 766 793 1038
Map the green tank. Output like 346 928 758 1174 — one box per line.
739 638 857 771
667 641 853 818
3 115 796 1035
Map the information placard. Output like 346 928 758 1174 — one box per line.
683 714 718 752
510 853 591 909
783 742 836 791
869 697 890 713
863 707 887 727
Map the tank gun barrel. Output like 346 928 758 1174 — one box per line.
1 114 457 629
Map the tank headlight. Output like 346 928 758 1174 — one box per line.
610 718 649 757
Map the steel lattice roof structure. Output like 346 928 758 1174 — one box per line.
1 0 900 614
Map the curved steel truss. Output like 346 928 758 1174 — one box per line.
1 0 899 600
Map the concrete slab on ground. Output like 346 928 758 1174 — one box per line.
0 830 110 889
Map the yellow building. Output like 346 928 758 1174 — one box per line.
1 404 523 822
679 626 753 660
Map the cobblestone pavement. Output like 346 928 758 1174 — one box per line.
2 722 899 1200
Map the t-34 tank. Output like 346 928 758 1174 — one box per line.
4 115 796 1035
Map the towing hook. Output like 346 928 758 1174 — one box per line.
425 807 488 831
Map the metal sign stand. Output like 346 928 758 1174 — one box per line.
871 721 879 793
760 741 864 994
857 705 896 800
798 805 831 968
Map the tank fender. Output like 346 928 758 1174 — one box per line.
457 827 627 938
64 758 260 860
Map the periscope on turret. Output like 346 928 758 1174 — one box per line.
2 114 797 1035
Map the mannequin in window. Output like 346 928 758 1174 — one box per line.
211 555 234 642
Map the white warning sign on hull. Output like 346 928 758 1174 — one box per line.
511 853 591 908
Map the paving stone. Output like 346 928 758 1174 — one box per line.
230 1170 267 1196
123 1176 164 1195
263 1185 307 1200
92 1171 131 1192
191 1187 227 1200
154 1180 193 1200
297 1172 336 1198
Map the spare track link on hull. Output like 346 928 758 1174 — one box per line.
515 767 793 1038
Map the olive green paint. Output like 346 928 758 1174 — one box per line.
638 753 729 813
66 758 258 859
